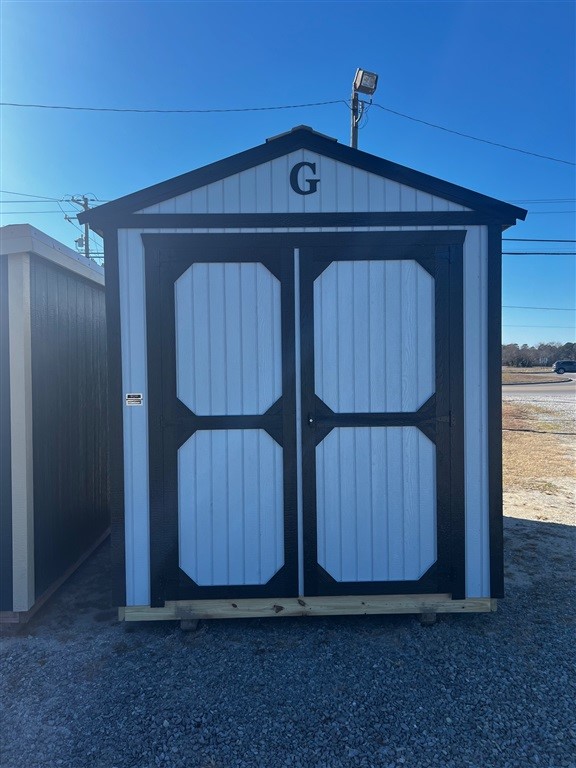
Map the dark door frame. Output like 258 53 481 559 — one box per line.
144 234 299 606
297 233 466 598
143 230 466 605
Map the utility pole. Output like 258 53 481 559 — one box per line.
70 196 91 261
350 88 360 149
350 69 379 150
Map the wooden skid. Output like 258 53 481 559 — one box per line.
119 594 497 622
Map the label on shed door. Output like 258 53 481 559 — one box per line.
125 393 143 406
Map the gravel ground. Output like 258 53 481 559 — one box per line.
2 523 574 768
1 393 574 768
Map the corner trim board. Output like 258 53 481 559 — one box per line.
7 254 35 612
487 225 504 598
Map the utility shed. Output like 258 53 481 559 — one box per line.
79 126 526 622
0 225 108 623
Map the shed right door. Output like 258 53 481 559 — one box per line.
298 234 465 598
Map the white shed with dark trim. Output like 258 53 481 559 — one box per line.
80 126 526 622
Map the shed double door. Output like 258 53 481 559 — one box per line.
144 232 464 607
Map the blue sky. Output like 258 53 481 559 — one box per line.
1 0 574 346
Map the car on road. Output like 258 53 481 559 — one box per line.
552 360 576 374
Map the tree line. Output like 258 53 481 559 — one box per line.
502 342 576 367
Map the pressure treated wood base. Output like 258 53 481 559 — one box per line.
119 594 497 622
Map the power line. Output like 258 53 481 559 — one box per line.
502 251 576 255
0 98 347 114
0 188 62 201
371 104 575 166
503 325 575 328
1 98 574 166
503 305 576 311
527 211 576 215
503 238 576 243
510 197 576 205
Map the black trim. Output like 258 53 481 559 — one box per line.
488 225 505 598
0 257 12 611
103 230 127 607
79 127 526 228
85 211 517 232
298 232 466 598
143 229 466 250
144 234 299 605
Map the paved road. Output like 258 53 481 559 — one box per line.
503 377 576 400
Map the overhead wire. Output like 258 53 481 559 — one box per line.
503 305 576 311
0 98 347 114
1 98 574 165
371 104 575 166
503 238 576 242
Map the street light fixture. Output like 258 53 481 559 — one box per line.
350 68 378 149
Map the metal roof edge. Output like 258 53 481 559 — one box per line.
0 224 104 284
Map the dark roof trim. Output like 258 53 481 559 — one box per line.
79 126 527 227
90 211 506 231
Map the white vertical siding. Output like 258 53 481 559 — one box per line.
178 429 284 585
462 226 490 597
137 153 471 214
118 230 151 606
175 262 282 416
314 260 435 412
316 427 436 581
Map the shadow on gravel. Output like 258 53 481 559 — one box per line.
1 517 574 768
8 514 573 637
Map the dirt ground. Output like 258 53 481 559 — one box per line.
503 398 575 522
502 396 575 598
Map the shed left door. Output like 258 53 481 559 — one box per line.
145 235 298 606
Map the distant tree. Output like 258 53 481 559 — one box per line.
502 341 576 367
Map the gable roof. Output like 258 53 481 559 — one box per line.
79 125 527 228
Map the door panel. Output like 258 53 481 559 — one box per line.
316 426 436 583
300 236 464 598
314 260 435 413
144 234 298 606
178 429 284 586
175 262 282 416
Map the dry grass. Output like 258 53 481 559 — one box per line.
502 401 576 494
501 366 570 385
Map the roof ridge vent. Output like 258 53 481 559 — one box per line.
266 125 338 143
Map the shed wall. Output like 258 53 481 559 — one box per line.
0 258 12 610
30 256 108 599
117 223 490 605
